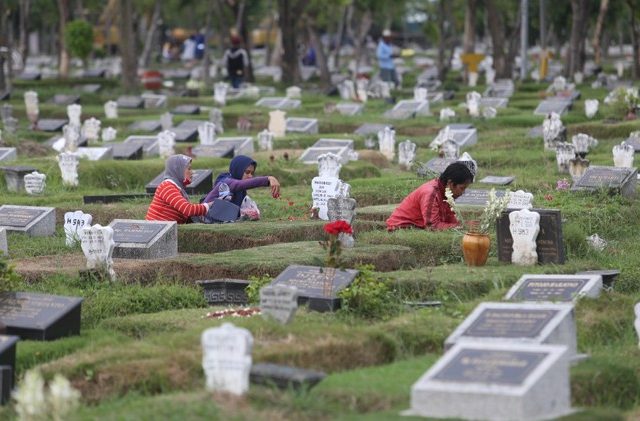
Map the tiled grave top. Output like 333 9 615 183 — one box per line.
571 166 637 195
36 119 67 132
211 137 254 156
175 119 207 130
141 93 167 108
299 146 350 164
117 96 144 109
109 219 178 259
170 127 198 142
354 123 388 136
49 94 80 106
505 274 602 302
172 104 200 115
479 97 508 108
112 143 143 160
455 189 507 207
312 139 354 150
383 99 430 119
192 144 235 159
336 103 363 116
0 148 17 162
285 118 318 133
533 99 572 116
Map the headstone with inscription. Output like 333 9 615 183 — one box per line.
0 292 83 340
613 142 634 168
398 140 416 170
81 117 101 142
444 302 577 358
0 205 55 237
101 127 117 142
570 165 636 197
258 129 274 151
270 265 359 312
260 285 298 324
378 126 396 161
497 209 564 264
64 210 93 247
509 209 540 266
80 224 116 280
534 99 572 116
455 189 507 207
109 219 177 259
201 323 253 395
67 104 82 128
300 146 350 165
507 190 533 210
104 100 118 119
556 143 576 174
198 122 216 146
312 153 344 220
157 130 176 158
57 152 79 186
23 171 46 195
479 176 514 185
505 274 602 302
409 342 571 421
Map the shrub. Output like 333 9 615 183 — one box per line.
0 257 22 293
338 265 399 320
65 20 94 65
245 274 273 304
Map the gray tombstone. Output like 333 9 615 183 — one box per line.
570 165 636 197
497 209 565 264
0 148 17 163
0 228 7 256
123 136 159 158
0 205 55 237
505 274 602 302
327 197 357 225
479 175 514 185
285 117 318 134
201 323 253 395
109 219 177 259
260 285 298 325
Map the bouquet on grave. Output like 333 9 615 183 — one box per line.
445 187 511 235
318 220 353 268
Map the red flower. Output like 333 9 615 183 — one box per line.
544 194 553 201
323 220 353 235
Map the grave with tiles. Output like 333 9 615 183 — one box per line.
111 142 143 160
0 292 83 340
1 165 36 192
383 99 430 119
123 135 159 157
455 189 507 207
285 117 318 134
505 274 602 302
109 219 178 259
117 95 144 109
300 146 350 165
35 118 67 132
169 126 198 142
141 93 167 109
0 205 55 237
312 138 354 150
354 123 388 136
497 209 565 264
192 144 235 159
211 137 254 157
49 94 80 106
570 166 637 198
172 104 201 115
479 175 515 185
128 120 161 133
146 169 212 195
270 265 359 312
76 147 113 161
534 99 572 116
480 97 509 108
336 103 363 116
444 302 577 358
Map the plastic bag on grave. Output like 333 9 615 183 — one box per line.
240 195 261 221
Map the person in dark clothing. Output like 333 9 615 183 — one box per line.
222 35 249 88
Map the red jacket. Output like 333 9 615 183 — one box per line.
386 179 459 230
146 180 208 224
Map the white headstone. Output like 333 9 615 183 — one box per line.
160 112 173 130
509 208 541 266
67 104 82 128
485 67 496 85
82 117 101 141
414 87 428 101
585 99 599 119
458 152 478 179
340 80 356 100
439 107 456 122
508 190 534 210
24 91 39 125
214 82 228 106
356 78 368 102
209 108 224 134
80 224 115 280
555 143 576 173
0 228 6 256
101 127 117 142
198 122 217 146
616 61 625 77
268 110 286 138
466 91 481 117
572 133 598 156
634 303 640 348
258 129 274 151
613 142 635 168
317 152 342 178
468 71 478 87
553 76 567 92
63 124 80 152
286 86 302 99
543 112 565 151
378 126 396 161
398 140 416 170
157 130 176 158
23 171 46 195
57 152 79 187
64 210 93 247
104 101 118 119
201 323 253 395
441 139 460 159
260 285 298 324
574 72 583 84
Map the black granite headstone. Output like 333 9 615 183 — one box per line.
111 221 164 244
270 265 359 312
463 309 559 338
196 279 249 306
0 292 83 340
0 91 10 101
497 209 565 264
576 269 620 289
432 348 547 386
0 365 11 405
0 207 45 228
192 144 234 159
111 142 144 160
172 105 201 115
507 277 591 301
250 363 326 391
145 169 212 195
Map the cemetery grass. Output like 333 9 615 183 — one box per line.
5 77 640 419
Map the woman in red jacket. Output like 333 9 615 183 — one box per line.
386 162 473 231
146 154 213 223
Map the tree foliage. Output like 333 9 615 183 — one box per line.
65 19 94 61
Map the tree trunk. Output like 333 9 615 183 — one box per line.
463 0 476 54
437 0 456 81
567 0 588 76
18 0 30 71
139 0 161 68
592 0 609 65
57 0 71 78
0 0 6 92
303 14 330 88
332 2 351 70
214 0 229 55
485 0 509 78
264 0 275 65
352 9 372 71
278 0 310 84
628 0 640 78
203 0 214 87
118 0 138 90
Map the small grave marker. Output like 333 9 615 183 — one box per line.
285 117 318 134
0 205 55 237
497 209 565 264
23 171 46 195
201 323 253 395
260 285 298 324
570 165 636 198
109 219 177 259
505 274 602 302
196 279 249 306
80 224 116 281
64 210 93 247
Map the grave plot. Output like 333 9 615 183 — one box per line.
299 146 350 164
146 169 213 195
209 137 254 156
383 100 430 119
123 135 160 157
285 118 318 134
533 98 572 115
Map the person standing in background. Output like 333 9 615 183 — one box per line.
222 34 249 88
376 29 398 88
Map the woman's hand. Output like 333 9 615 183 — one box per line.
268 176 280 198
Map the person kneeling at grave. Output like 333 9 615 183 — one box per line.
146 154 214 223
200 155 280 223
386 162 473 231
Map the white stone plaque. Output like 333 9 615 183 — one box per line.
101 127 117 142
378 126 396 161
286 86 301 98
57 152 79 187
198 122 217 146
312 176 346 220
508 190 533 210
80 224 115 280
214 82 228 106
63 124 80 152
160 112 173 130
466 91 481 117
104 100 118 119
64 210 93 247
268 110 286 138
67 104 82 128
398 140 416 170
23 171 46 195
613 142 634 168
509 209 541 266
317 153 342 178
82 117 101 141
201 323 253 395
585 99 598 119
157 130 176 158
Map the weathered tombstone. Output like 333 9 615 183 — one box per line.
378 126 396 161
257 129 274 151
542 112 566 151
0 292 83 340
613 142 634 168
398 140 416 170
209 108 224 133
123 135 159 158
268 110 286 138
67 104 82 128
57 152 79 187
466 91 481 117
104 100 118 119
414 86 428 101
585 99 599 119
335 103 363 116
509 209 541 266
212 137 254 157
101 127 117 142
64 210 93 247
507 190 534 210
3 118 17 135
0 228 6 256
260 285 298 324
198 122 216 146
505 274 602 302
117 95 144 109
555 143 576 174
339 80 356 100
160 112 173 130
141 93 167 109
312 153 345 220
62 124 81 152
214 82 228 106
201 323 253 395
80 224 116 281
127 119 161 133
568 156 590 181
157 130 176 158
409 342 572 421
482 106 497 119
444 302 577 358
23 171 46 195
327 197 357 225
109 219 178 259
570 165 637 197
23 91 39 128
0 165 36 192
270 265 359 312
572 133 598 157
286 86 301 98
497 209 564 264
82 117 101 142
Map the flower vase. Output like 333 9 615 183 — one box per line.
462 221 490 266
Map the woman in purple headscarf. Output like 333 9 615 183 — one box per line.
203 155 280 218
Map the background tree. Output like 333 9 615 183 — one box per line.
118 0 137 90
65 19 93 68
56 0 71 78
277 0 310 84
485 0 521 78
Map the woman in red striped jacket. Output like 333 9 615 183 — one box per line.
145 154 213 223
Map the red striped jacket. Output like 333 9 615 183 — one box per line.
145 180 208 224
